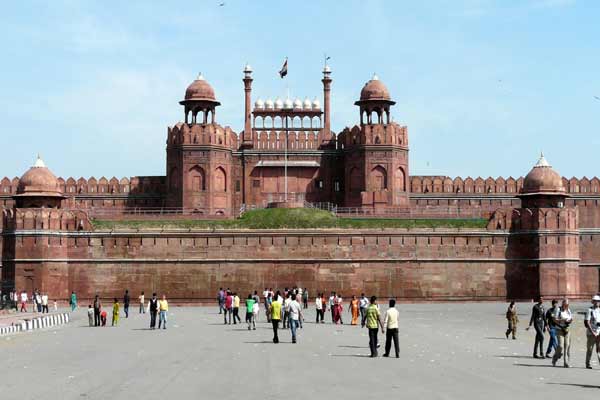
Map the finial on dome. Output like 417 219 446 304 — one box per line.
372 73 379 81
244 63 252 73
196 72 205 81
34 154 46 168
535 152 550 168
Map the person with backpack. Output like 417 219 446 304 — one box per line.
584 295 600 369
552 298 573 368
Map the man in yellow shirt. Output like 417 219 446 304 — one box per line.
158 294 169 330
364 296 384 357
269 292 282 343
233 293 241 324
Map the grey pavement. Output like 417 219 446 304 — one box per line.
1 302 600 400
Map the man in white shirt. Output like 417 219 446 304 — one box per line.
585 295 600 369
20 291 28 312
383 299 400 358
359 293 369 327
41 293 49 314
283 294 292 329
315 294 324 323
288 297 303 343
329 292 336 323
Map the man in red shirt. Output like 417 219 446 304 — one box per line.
224 291 233 325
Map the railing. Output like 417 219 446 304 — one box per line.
81 207 235 218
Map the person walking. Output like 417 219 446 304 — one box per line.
329 292 336 323
350 295 360 325
545 299 559 357
552 298 573 368
288 295 303 343
87 304 94 327
224 291 233 324
93 295 102 327
252 296 260 329
269 294 282 343
584 295 600 369
123 290 130 318
149 293 159 330
359 293 369 327
283 293 292 329
158 294 168 330
70 291 77 311
41 293 49 314
218 288 225 315
383 299 400 358
526 297 546 358
35 291 42 313
265 292 272 323
505 301 518 340
302 288 309 309
112 298 120 326
365 296 384 357
139 291 145 314
19 290 27 312
315 293 324 323
245 294 255 330
233 293 241 324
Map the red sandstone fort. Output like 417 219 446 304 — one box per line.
1 65 599 302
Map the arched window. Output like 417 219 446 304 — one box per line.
370 166 387 190
214 167 226 192
189 166 206 191
394 168 405 192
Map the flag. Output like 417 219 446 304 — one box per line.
279 58 288 78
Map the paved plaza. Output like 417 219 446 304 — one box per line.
2 302 600 400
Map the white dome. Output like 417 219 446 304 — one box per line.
312 98 321 109
265 99 274 109
284 98 293 109
275 98 283 109
244 64 252 73
303 98 312 110
254 98 264 109
293 98 303 109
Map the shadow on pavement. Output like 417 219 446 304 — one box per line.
547 383 600 389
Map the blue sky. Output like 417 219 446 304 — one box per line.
1 0 598 180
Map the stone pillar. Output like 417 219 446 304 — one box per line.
321 66 332 143
243 65 253 146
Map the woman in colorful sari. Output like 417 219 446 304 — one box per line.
350 295 360 325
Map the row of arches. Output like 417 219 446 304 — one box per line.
348 166 406 192
169 166 227 193
253 115 322 129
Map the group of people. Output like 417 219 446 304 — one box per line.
506 295 600 369
216 287 400 357
9 289 56 313
87 291 169 330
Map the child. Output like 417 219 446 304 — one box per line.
87 305 94 327
100 309 107 326
112 298 120 326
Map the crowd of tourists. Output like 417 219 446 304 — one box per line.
505 295 600 369
87 290 169 330
7 289 60 314
216 287 399 357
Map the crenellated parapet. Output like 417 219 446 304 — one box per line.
2 208 92 232
487 207 578 231
167 122 237 149
338 123 408 148
410 175 600 195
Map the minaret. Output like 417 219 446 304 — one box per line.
321 64 332 138
243 64 253 146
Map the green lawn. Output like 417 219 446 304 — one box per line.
91 208 488 230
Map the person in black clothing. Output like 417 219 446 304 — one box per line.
93 295 102 327
527 297 546 358
545 299 559 358
149 293 159 330
123 290 130 318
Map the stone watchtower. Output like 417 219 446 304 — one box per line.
1 157 90 297
341 75 409 209
165 74 237 215
492 155 580 299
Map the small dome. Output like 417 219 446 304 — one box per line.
303 98 312 110
284 98 293 109
184 73 217 102
265 99 275 109
16 156 63 198
254 98 264 109
359 73 391 101
275 98 284 109
312 98 321 109
521 154 566 195
293 98 303 109
323 65 331 74
244 64 253 73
